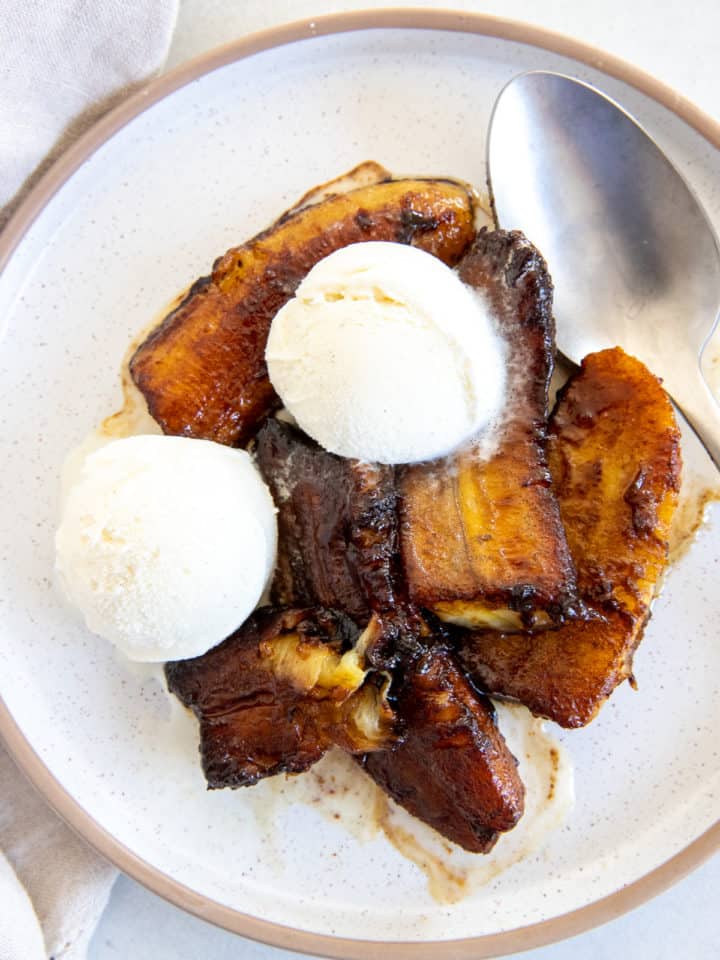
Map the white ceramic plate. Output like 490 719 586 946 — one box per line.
1 12 719 958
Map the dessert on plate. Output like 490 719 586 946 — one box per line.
56 163 682 856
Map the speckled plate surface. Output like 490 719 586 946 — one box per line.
0 11 719 959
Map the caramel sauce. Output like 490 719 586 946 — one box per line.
101 297 188 439
374 794 471 903
371 705 572 904
667 340 720 564
58 296 183 502
547 748 559 801
234 703 573 904
668 481 720 564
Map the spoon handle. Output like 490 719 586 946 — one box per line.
675 373 720 473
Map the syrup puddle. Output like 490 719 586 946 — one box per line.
670 339 720 563
373 703 572 903
59 302 176 499
234 702 573 903
668 478 720 564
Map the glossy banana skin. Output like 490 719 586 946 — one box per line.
399 228 582 631
130 177 476 447
458 348 682 727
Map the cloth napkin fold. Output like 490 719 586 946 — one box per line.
1 2 178 957
1 0 179 229
0 745 117 960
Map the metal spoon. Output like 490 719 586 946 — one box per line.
487 70 720 469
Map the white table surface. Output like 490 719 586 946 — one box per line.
90 2 719 957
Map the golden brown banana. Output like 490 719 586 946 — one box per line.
360 644 525 853
399 228 581 631
458 347 682 727
130 171 476 446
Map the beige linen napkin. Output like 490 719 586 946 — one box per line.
1 0 178 229
0 848 46 960
0 745 117 960
1 2 177 957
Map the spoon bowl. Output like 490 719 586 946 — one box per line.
488 71 720 468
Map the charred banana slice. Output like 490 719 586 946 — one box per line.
361 644 525 853
458 348 682 727
130 170 476 447
165 607 396 788
399 228 581 631
255 419 398 624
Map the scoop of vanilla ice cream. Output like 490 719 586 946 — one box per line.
265 241 505 464
55 435 277 661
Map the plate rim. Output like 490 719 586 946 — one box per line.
1 8 718 957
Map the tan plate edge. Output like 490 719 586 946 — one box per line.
1 694 718 960
0 8 718 958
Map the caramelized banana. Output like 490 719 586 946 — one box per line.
458 348 682 727
256 419 427 669
399 229 580 631
131 173 476 446
256 419 398 623
254 418 524 849
165 607 396 787
361 645 524 852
